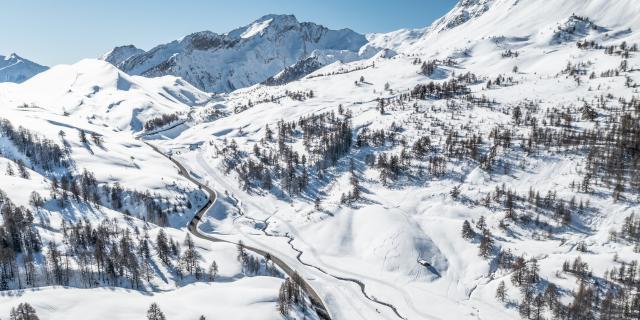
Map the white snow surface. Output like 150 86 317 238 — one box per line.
240 18 274 38
146 1 640 319
2 1 640 319
0 278 285 320
0 59 212 132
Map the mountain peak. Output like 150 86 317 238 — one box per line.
0 52 48 83
226 14 300 39
101 45 145 67
256 13 298 24
250 14 299 29
3 53 32 63
7 53 21 60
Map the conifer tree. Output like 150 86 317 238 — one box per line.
462 220 475 240
208 260 218 281
147 303 166 320
495 280 507 303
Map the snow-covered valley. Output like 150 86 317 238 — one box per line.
1 0 640 319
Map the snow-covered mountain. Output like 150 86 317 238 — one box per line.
3 1 640 319
0 58 211 211
101 44 145 66
369 0 640 55
103 14 370 92
0 57 296 319
0 53 48 83
148 0 640 319
0 59 212 132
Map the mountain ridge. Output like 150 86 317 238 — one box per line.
102 14 371 93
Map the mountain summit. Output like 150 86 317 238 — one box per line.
102 14 369 92
0 53 48 83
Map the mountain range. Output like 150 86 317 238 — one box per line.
102 14 371 92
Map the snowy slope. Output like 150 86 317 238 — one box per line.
0 58 213 228
0 279 289 320
0 101 201 224
0 59 212 132
0 53 48 83
0 50 318 319
145 1 640 319
371 0 640 57
2 1 640 319
103 14 370 92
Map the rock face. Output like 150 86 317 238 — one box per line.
433 0 494 32
102 14 369 92
0 53 48 83
101 45 146 66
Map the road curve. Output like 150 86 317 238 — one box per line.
141 140 331 320
192 151 410 320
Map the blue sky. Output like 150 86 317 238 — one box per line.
0 0 457 66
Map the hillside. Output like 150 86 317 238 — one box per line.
0 59 213 133
148 0 640 319
0 59 308 319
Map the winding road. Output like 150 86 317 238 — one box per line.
191 152 416 320
141 136 413 319
141 140 331 320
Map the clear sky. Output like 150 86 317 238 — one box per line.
0 0 458 66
